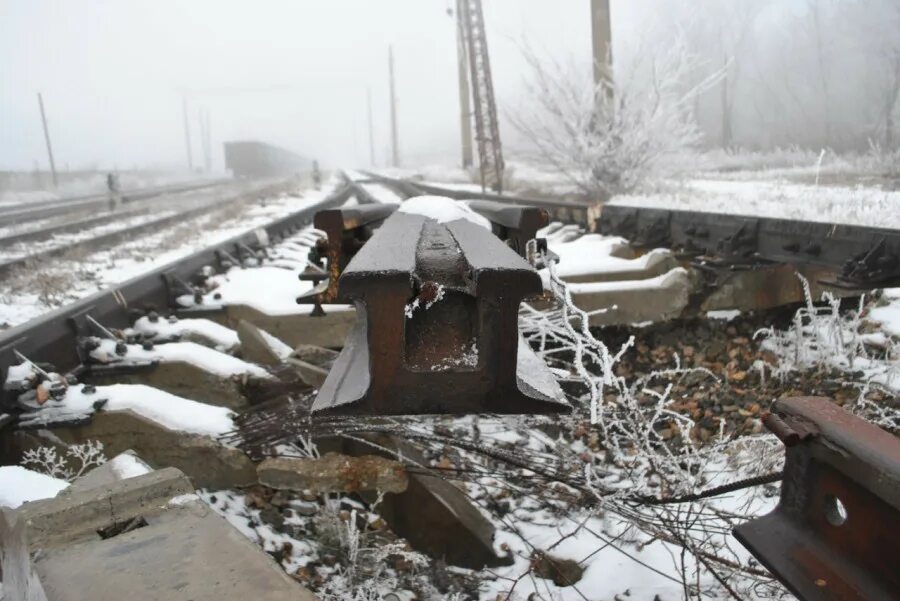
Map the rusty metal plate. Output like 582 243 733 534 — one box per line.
465 200 548 257
734 396 900 601
297 204 397 307
311 210 569 415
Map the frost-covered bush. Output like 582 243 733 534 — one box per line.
866 139 900 177
754 275 868 377
21 440 106 482
509 35 719 198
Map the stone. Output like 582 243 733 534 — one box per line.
291 345 339 367
237 319 287 366
209 304 355 349
63 450 152 495
531 551 584 586
342 436 511 569
571 268 694 327
286 358 329 389
563 250 678 284
3 467 193 551
88 361 250 410
51 410 256 490
258 453 408 494
20 496 317 601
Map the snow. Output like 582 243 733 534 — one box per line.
0 182 334 329
398 196 491 229
0 465 69 508
565 267 689 294
708 309 742 321
867 296 900 336
258 328 293 360
611 178 900 228
132 316 239 350
109 452 153 479
545 232 672 279
358 183 403 204
90 338 270 378
167 493 201 507
59 383 235 436
196 264 352 316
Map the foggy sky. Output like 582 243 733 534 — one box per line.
1 0 594 172
4 1 898 174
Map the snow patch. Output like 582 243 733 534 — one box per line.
90 338 270 379
109 452 153 479
34 383 236 436
0 465 69 508
132 316 239 350
398 195 491 229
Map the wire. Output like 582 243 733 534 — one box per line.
631 471 783 505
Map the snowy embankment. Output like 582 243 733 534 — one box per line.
610 178 900 228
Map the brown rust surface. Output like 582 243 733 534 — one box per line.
734 396 900 601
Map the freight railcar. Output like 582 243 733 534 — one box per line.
223 141 311 178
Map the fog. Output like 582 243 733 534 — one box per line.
2 1 898 173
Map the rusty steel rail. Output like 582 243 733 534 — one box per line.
311 205 568 415
297 203 398 309
734 397 900 601
598 204 900 289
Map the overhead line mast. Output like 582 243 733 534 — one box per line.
457 0 504 193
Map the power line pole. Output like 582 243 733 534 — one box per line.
366 87 376 167
182 94 193 171
455 0 473 169
198 107 212 173
591 0 613 102
37 92 58 188
388 45 399 167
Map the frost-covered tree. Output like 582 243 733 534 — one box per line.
509 34 719 198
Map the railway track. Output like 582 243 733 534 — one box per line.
0 178 230 226
0 171 897 600
0 178 295 277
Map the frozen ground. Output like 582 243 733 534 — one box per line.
610 178 900 228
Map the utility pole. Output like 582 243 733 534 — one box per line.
388 45 399 167
198 107 212 173
590 0 613 103
366 87 376 167
455 0 473 169
37 93 58 188
182 95 193 171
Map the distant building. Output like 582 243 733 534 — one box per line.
223 141 311 178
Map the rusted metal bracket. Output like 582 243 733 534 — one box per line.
311 208 569 415
734 397 900 601
465 200 548 257
296 204 397 309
